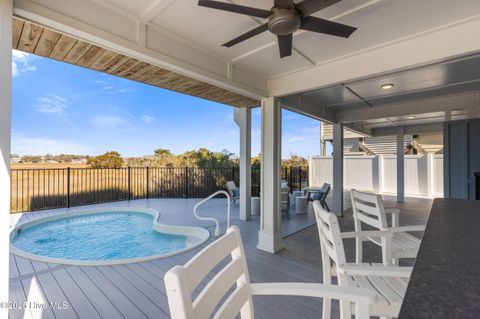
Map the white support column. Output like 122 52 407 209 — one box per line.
0 0 12 312
333 123 344 216
396 126 405 202
320 121 325 156
234 107 251 221
258 97 283 253
427 153 434 198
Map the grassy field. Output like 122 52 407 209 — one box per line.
11 163 88 169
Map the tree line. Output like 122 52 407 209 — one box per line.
13 148 308 168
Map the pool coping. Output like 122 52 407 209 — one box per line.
9 208 211 266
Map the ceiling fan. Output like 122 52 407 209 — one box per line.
198 0 357 58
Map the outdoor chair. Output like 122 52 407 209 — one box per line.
313 201 413 319
350 189 426 265
308 182 330 212
226 181 239 204
281 185 290 219
164 226 376 319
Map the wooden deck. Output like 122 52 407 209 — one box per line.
9 198 327 319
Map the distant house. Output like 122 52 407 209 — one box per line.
71 158 87 164
321 123 443 156
10 156 20 164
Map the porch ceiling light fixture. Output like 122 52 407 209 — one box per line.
381 83 394 90
407 115 416 119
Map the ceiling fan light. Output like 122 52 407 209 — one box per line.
268 8 301 35
407 116 415 119
381 83 394 90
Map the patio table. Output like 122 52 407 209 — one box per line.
399 198 480 318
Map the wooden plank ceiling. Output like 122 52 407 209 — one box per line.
12 18 259 108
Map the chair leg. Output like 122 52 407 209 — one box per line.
322 201 330 212
338 274 352 319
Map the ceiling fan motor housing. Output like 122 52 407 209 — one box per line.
268 8 301 36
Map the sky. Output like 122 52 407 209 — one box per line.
12 49 326 159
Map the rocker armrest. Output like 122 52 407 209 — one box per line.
341 230 394 239
338 265 413 278
389 225 426 232
250 282 376 304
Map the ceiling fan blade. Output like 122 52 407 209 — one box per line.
222 23 269 47
198 0 271 19
274 0 294 9
296 0 342 17
277 34 293 58
300 16 357 38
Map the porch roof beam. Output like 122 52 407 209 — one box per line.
372 123 443 137
268 16 480 97
282 95 336 123
335 91 480 123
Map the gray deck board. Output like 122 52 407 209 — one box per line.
20 277 56 319
36 272 78 319
9 255 19 279
95 266 170 319
65 266 124 319
80 266 148 319
8 281 29 319
8 198 329 318
50 268 102 319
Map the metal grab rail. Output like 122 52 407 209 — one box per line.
193 190 231 237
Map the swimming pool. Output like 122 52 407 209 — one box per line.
10 209 210 265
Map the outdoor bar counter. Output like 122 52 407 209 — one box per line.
399 198 480 318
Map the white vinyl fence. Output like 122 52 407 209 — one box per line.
309 154 443 198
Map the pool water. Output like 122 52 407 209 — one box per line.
11 212 188 262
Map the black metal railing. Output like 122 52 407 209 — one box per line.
10 166 308 213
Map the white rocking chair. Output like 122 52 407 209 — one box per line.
164 226 376 319
350 189 425 265
314 201 413 319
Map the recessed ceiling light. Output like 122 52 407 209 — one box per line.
381 83 394 90
407 116 416 119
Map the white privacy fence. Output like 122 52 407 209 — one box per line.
309 154 444 198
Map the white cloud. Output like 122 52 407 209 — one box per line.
102 87 135 94
12 135 89 155
89 115 130 129
141 115 155 124
286 136 308 143
95 78 136 94
12 50 37 76
34 95 68 116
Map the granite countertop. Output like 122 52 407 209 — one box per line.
399 198 480 318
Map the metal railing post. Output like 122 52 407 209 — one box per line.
298 167 301 190
127 166 131 200
185 167 189 198
66 167 70 208
146 166 149 199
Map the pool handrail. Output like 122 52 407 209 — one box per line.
193 190 231 236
